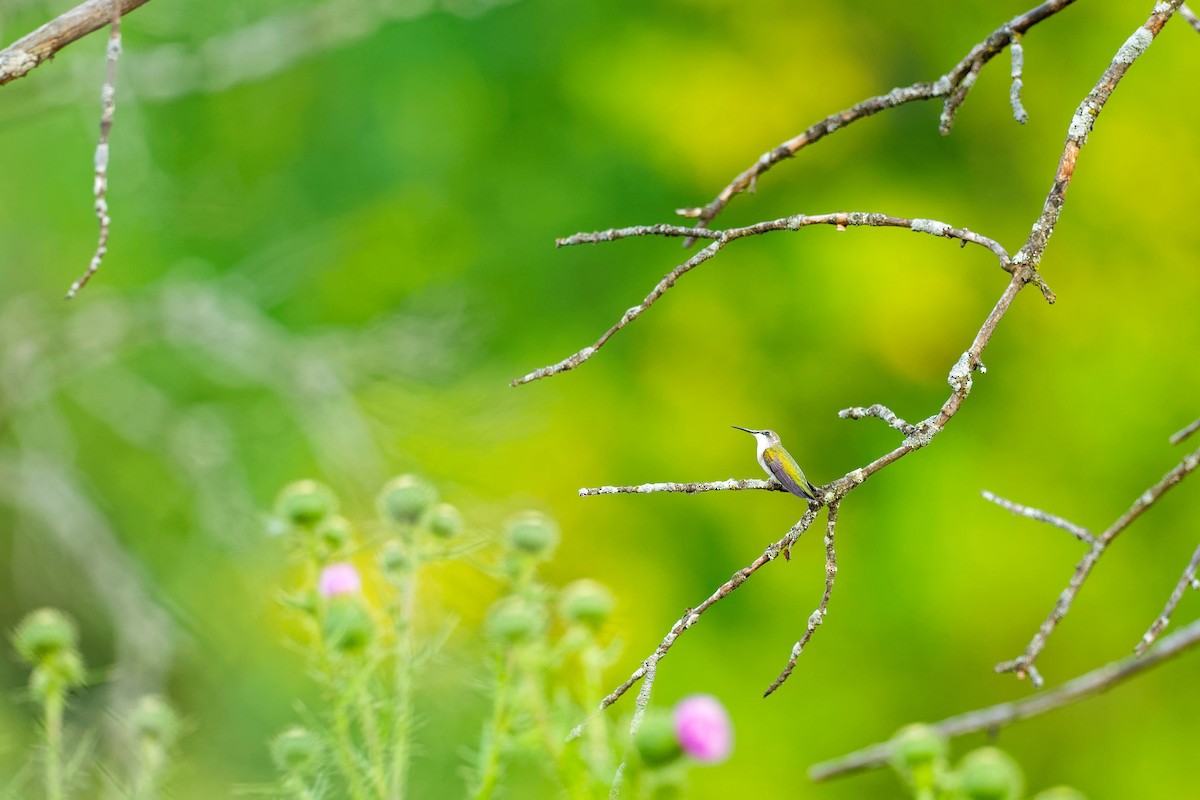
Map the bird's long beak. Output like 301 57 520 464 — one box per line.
731 425 758 435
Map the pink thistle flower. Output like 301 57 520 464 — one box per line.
673 694 733 763
319 563 362 597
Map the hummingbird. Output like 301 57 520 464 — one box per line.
732 426 818 501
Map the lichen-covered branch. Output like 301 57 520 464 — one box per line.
0 0 149 87
1180 3 1200 32
763 502 839 697
1135 541 1200 656
682 0 1078 238
838 404 917 436
516 212 1019 386
566 508 820 740
980 490 1095 545
579 478 783 497
809 616 1200 782
996 442 1200 687
65 0 122 300
1170 416 1200 446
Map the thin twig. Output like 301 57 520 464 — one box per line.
1170 417 1200 446
0 0 149 87
65 0 121 299
763 502 839 697
1010 0 1182 278
566 509 820 742
579 478 783 497
995 442 1200 686
809 616 1200 782
838 404 918 436
1180 3 1200 32
1135 541 1200 655
1008 30 1029 124
681 0 1078 239
517 211 1019 386
980 490 1095 545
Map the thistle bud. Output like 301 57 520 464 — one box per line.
12 608 79 665
505 512 558 558
425 503 463 539
378 475 438 525
956 747 1024 800
559 579 614 629
634 709 683 767
275 480 338 527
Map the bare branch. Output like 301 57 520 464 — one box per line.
1180 3 1200 32
65 0 122 300
517 211 1018 386
838 404 918 436
0 0 149 87
1136 541 1200 655
1008 30 1029 124
763 502 839 697
579 478 784 497
980 490 1095 545
1170 416 1200 446
1012 1 1181 276
809 616 1200 782
996 442 1200 686
683 0 1078 238
566 509 820 741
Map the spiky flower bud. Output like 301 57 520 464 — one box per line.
275 480 338 527
425 503 463 539
12 608 78 666
378 475 438 525
505 512 559 558
559 579 614 629
633 709 683 767
956 747 1024 800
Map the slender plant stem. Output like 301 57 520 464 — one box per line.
43 688 65 800
354 673 388 797
333 688 369 800
390 537 419 800
472 651 515 800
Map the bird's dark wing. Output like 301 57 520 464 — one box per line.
763 447 814 500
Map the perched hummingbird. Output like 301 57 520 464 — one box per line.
732 426 818 501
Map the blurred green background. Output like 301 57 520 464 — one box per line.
0 0 1198 796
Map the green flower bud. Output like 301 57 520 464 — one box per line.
323 598 374 653
270 725 323 775
379 541 411 582
378 475 438 525
30 651 86 696
12 608 79 666
889 723 948 771
425 503 463 539
633 709 683 767
889 723 948 792
485 597 546 644
956 747 1024 800
505 512 559 558
275 480 338 527
1031 789 1087 800
131 695 180 749
316 515 353 551
559 579 614 629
